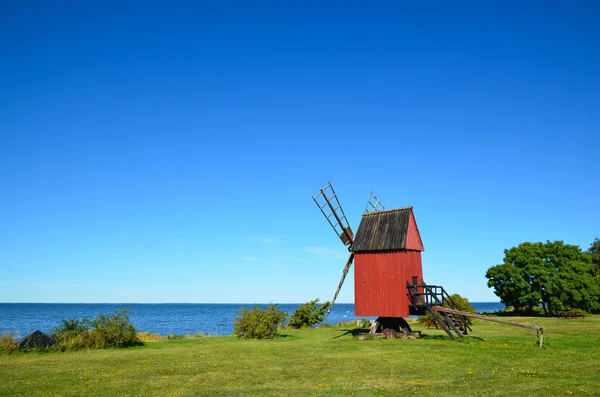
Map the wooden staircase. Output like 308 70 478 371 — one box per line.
406 281 473 339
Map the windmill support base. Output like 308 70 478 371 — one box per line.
369 317 420 338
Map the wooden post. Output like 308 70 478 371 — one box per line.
370 320 380 334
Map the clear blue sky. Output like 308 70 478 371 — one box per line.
1 1 598 303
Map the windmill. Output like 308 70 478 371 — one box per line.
312 182 551 343
312 182 473 337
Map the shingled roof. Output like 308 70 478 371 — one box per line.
351 207 424 252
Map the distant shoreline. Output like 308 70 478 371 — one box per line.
0 301 503 305
1 302 506 336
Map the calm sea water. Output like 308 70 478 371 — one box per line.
0 302 504 338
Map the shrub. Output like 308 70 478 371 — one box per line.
289 299 331 328
233 304 287 339
50 316 93 350
0 331 18 354
496 305 546 316
90 310 137 348
51 317 92 340
137 332 162 342
418 294 475 326
51 309 138 350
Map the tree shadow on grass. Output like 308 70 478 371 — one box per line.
332 328 371 339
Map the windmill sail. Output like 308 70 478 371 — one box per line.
313 182 386 315
312 182 354 246
364 192 385 213
313 182 355 315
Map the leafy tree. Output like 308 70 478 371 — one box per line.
588 237 600 310
588 237 600 277
486 242 548 313
486 241 600 315
289 299 331 328
233 304 287 339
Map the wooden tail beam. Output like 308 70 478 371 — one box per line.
431 306 544 331
431 306 546 347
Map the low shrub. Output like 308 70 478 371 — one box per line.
0 331 18 354
91 310 137 348
495 305 547 316
137 332 162 342
51 309 138 350
233 304 287 339
289 299 331 328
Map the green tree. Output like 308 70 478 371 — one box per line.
288 299 331 328
588 237 600 277
486 241 600 315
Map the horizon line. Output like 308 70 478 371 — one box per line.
0 301 502 305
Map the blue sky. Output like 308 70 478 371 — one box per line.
1 1 598 303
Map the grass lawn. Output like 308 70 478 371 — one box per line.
1 315 599 396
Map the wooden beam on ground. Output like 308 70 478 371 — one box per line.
431 306 545 332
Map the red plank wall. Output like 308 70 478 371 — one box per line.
406 211 424 251
354 251 424 317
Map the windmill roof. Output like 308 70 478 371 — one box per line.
351 206 424 252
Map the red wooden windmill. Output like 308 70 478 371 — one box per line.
313 182 550 342
313 182 470 336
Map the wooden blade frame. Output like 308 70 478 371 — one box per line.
312 182 354 246
364 192 385 213
313 182 355 315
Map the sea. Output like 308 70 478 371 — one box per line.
0 302 504 338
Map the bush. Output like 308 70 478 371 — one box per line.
50 316 93 350
289 299 331 328
90 310 137 348
495 305 547 316
418 294 475 326
137 332 162 342
0 331 18 354
51 309 138 350
233 304 287 339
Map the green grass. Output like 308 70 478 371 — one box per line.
1 316 599 396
